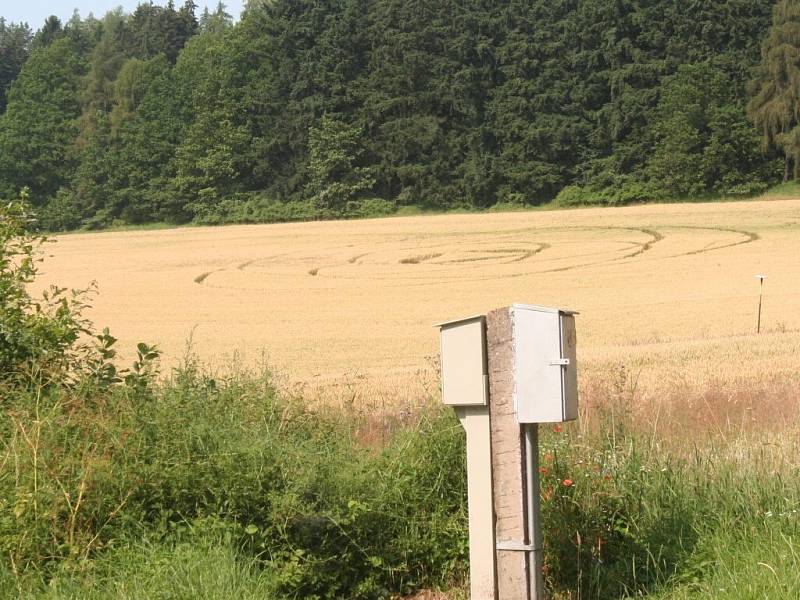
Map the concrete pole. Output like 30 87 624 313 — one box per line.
455 405 498 600
486 307 531 599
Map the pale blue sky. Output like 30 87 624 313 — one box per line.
1 0 244 28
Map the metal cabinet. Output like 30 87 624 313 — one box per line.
437 315 488 406
512 304 578 423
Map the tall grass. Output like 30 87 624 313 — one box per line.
0 357 469 599
538 364 800 599
2 357 799 599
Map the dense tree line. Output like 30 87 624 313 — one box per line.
0 0 793 229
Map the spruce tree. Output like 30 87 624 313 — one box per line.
0 19 32 114
32 16 63 49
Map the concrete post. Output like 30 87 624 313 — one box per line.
440 304 577 599
455 405 497 599
486 307 530 599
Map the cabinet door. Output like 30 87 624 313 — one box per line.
514 308 563 423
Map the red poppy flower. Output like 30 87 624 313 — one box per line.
553 424 563 434
539 466 550 476
562 478 573 487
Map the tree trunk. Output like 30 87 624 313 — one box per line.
784 155 791 183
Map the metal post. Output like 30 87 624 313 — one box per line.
524 424 544 600
757 277 764 334
755 275 767 333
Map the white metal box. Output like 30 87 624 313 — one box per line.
437 315 488 406
512 304 578 423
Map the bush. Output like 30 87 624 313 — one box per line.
721 180 770 197
554 180 660 207
189 195 399 226
0 197 92 384
6 356 800 600
342 198 397 219
553 185 598 207
0 354 467 597
37 189 84 232
536 391 800 599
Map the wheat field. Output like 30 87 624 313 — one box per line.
37 198 800 410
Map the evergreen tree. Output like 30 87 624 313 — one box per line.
109 56 185 222
239 0 357 199
489 1 588 204
200 2 233 34
357 0 490 207
0 19 32 113
648 63 770 197
178 0 199 41
60 10 131 228
127 1 196 62
32 15 64 49
748 0 800 181
81 11 129 127
64 9 101 55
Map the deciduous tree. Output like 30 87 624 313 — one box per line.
748 0 800 181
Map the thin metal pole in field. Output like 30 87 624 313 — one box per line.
756 275 767 334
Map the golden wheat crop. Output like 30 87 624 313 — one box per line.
36 198 800 409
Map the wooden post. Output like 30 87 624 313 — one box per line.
486 307 530 599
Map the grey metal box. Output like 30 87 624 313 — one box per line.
512 304 578 423
437 315 488 406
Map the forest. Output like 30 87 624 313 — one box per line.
0 0 796 229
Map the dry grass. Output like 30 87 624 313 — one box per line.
34 197 800 407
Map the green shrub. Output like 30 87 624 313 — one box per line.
306 116 376 214
487 200 529 213
190 195 399 225
0 358 466 598
554 185 597 207
342 198 397 219
721 180 770 197
0 197 91 384
554 180 661 208
189 195 325 225
37 189 84 232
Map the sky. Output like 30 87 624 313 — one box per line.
1 0 245 27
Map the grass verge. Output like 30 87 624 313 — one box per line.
2 359 799 599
